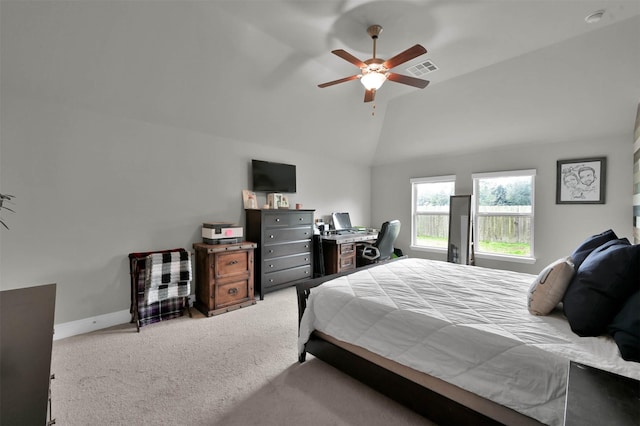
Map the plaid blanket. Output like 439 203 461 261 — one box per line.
144 251 192 304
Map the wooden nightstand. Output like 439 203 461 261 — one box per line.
193 242 257 316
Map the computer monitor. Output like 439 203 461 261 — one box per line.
332 212 352 231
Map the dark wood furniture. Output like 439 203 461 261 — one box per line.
245 209 314 299
321 232 377 275
193 242 257 316
1 283 57 426
324 239 357 274
564 361 639 426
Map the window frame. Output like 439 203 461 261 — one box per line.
472 169 536 263
410 175 456 252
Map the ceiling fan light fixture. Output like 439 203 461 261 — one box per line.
317 24 429 102
360 71 387 90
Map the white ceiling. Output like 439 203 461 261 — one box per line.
2 1 639 166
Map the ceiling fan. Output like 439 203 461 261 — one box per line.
318 25 429 103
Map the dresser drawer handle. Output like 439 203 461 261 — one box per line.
275 218 281 222
298 217 303 221
268 249 274 254
269 235 275 239
269 264 274 268
228 260 239 265
228 288 238 295
269 278 274 283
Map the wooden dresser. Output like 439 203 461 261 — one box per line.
193 242 257 316
245 209 314 299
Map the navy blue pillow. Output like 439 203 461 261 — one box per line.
563 239 640 337
570 229 618 270
608 291 640 362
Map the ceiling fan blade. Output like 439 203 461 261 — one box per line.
386 72 430 89
318 75 360 88
332 49 367 68
383 44 427 69
364 89 375 103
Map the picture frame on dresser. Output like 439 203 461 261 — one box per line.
242 189 257 209
556 157 606 204
267 193 283 209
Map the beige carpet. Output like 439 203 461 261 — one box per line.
51 286 434 425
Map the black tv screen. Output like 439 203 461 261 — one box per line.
251 160 297 193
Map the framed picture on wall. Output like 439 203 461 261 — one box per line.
556 157 606 204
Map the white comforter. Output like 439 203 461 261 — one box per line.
298 258 640 426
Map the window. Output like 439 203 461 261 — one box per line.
411 175 456 250
472 170 536 261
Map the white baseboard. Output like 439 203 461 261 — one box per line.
53 309 131 341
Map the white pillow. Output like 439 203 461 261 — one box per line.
527 256 575 316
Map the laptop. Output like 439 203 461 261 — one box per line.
332 212 357 233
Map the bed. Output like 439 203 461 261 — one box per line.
296 257 640 426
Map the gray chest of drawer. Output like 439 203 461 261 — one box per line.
245 209 315 299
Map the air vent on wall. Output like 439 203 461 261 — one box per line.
407 60 438 77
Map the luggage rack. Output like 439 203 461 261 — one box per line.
128 248 192 332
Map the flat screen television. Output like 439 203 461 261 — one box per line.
251 159 297 193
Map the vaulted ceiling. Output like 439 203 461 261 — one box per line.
2 1 639 166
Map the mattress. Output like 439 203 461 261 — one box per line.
298 258 640 426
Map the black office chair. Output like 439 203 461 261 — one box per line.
356 220 401 267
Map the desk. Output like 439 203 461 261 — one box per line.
564 361 639 426
321 232 378 275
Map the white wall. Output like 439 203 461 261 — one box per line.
2 94 631 326
371 133 633 275
0 94 371 324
